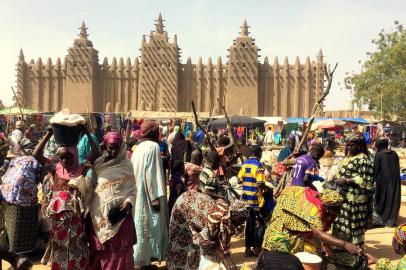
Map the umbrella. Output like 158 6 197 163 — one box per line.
311 119 347 130
208 115 266 129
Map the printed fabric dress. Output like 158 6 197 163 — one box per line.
262 186 325 254
46 190 88 270
0 156 42 253
43 148 88 270
166 191 232 270
330 153 374 266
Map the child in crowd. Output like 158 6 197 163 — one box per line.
184 148 203 191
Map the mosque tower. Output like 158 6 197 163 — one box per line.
137 13 180 111
63 22 100 112
226 20 259 116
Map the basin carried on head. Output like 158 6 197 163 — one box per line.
295 252 322 270
50 109 86 146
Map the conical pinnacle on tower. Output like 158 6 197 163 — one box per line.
18 49 25 62
79 21 88 39
240 19 250 36
317 48 323 62
56 57 61 67
155 13 165 34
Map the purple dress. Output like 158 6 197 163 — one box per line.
86 214 136 270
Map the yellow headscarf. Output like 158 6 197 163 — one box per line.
320 189 343 207
394 224 406 246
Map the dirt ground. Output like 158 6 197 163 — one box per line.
2 205 405 270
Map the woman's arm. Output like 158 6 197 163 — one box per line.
32 129 53 164
311 226 361 254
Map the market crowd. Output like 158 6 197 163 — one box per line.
0 113 403 270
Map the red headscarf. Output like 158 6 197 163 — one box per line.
103 131 123 146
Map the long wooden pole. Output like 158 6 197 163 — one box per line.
191 100 216 152
5 106 12 133
274 64 338 198
294 63 338 153
11 87 23 116
216 97 244 164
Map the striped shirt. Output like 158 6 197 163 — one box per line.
238 158 265 208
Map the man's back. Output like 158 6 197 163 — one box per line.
239 158 264 208
290 154 317 187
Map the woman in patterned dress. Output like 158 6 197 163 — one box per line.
261 186 360 258
166 191 248 270
86 132 136 270
0 143 42 255
331 134 374 267
33 127 98 270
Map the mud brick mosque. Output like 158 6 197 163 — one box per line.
16 14 325 117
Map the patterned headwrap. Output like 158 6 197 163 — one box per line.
394 224 406 247
345 133 363 142
320 189 343 207
345 133 370 156
267 232 292 253
103 131 123 146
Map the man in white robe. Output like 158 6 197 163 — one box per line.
131 120 169 268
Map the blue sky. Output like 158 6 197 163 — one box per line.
1 0 404 111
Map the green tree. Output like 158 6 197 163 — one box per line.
345 21 406 120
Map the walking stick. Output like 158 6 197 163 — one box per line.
11 87 23 117
216 97 244 164
295 63 338 153
191 101 216 152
